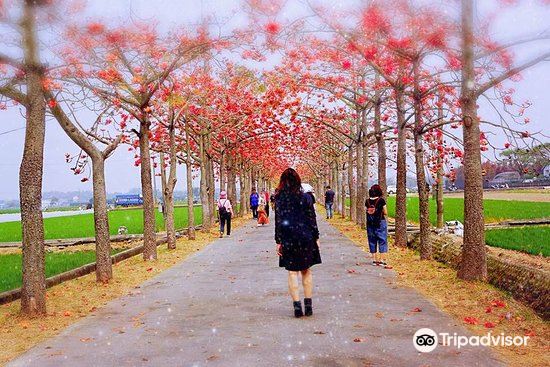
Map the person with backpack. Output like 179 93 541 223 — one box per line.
217 191 233 238
324 186 335 219
250 188 260 219
275 168 322 318
365 184 390 268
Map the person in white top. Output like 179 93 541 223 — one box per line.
217 191 233 238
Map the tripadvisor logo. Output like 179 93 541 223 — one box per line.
413 328 438 353
413 328 529 353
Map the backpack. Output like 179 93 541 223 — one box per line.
367 198 379 215
218 200 229 216
250 193 259 206
366 198 382 227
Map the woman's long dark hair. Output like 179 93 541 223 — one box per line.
276 168 302 195
369 184 384 198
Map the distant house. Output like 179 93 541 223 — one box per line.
544 165 550 178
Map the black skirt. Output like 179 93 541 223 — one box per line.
279 239 322 271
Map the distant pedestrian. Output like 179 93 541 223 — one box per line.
257 195 269 226
365 184 390 268
275 168 321 318
324 186 335 219
270 190 276 210
250 188 260 219
302 183 316 204
261 189 270 217
217 191 233 238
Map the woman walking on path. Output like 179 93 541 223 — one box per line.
365 184 391 268
275 168 322 318
261 189 270 217
257 195 269 226
217 191 233 238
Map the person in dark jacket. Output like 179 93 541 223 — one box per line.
324 186 335 219
250 188 260 219
275 168 322 318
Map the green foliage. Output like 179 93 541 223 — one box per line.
0 206 203 243
500 142 550 176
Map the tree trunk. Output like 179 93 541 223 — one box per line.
458 0 487 280
239 165 247 217
361 138 369 228
355 140 364 226
164 189 176 249
332 162 339 214
206 145 216 227
140 117 157 260
90 155 113 281
413 60 432 260
394 88 408 248
199 134 211 230
227 154 237 210
19 1 47 316
219 151 226 194
167 122 177 249
436 168 444 229
160 152 168 222
340 163 346 218
185 125 196 240
436 102 445 229
374 88 387 194
347 147 355 221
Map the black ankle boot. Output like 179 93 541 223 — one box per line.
293 301 303 318
304 298 313 316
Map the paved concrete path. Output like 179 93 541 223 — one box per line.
8 217 503 367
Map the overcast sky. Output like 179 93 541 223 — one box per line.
0 0 548 200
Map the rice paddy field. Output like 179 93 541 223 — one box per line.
345 196 550 224
0 248 126 293
345 196 550 257
0 206 203 243
485 226 550 257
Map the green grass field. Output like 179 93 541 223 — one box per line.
0 249 126 293
347 196 550 224
485 226 550 257
0 206 203 243
345 196 550 256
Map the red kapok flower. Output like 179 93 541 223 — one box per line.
265 21 280 35
342 60 352 70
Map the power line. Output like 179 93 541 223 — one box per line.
0 126 26 136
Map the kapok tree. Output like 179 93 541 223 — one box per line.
457 0 550 280
0 0 58 316
47 89 126 282
61 22 213 260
